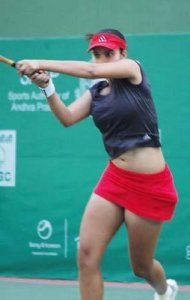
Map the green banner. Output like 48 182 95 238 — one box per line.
0 34 190 284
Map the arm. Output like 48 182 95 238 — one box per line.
47 90 92 127
29 72 92 127
16 59 141 82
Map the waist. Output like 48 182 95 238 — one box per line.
112 147 165 174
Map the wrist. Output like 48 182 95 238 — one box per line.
39 78 55 97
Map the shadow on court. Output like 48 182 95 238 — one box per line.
0 278 189 300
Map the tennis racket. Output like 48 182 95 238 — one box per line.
0 54 49 84
0 54 16 68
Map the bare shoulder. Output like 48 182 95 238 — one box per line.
122 58 142 83
122 58 141 71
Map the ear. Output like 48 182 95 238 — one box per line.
121 50 127 58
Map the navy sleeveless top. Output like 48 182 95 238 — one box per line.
89 62 161 159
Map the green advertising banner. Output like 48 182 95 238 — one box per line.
0 34 190 284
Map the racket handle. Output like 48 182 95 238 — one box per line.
0 55 16 67
11 61 16 68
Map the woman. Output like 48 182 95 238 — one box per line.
16 29 178 300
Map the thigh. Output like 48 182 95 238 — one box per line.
79 193 124 259
124 210 163 267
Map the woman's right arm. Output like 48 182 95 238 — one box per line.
29 71 92 127
46 90 92 127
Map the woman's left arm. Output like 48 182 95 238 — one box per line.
16 58 141 81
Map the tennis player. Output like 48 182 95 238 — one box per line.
16 29 178 300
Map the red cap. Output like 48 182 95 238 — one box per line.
88 33 127 51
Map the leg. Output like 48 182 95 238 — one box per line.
78 193 124 300
124 210 167 294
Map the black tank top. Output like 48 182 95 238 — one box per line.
89 62 161 159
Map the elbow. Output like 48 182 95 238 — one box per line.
57 111 74 127
86 64 102 79
62 123 69 128
60 120 72 127
59 117 74 127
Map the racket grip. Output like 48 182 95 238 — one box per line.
11 61 49 84
31 70 49 84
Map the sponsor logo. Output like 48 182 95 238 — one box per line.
29 219 68 257
7 72 70 112
37 220 53 240
19 72 60 86
98 35 107 42
185 245 190 260
0 145 6 168
142 133 151 141
0 130 16 187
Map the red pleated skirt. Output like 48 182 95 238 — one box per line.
94 161 178 221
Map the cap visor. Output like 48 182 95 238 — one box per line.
88 42 118 51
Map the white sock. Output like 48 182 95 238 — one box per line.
157 286 172 300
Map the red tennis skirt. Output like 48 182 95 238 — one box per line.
94 161 178 221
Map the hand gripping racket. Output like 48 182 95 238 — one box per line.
0 54 49 85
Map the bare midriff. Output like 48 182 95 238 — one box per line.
111 147 165 174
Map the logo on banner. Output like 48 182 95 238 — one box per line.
29 219 68 257
7 72 71 113
0 146 6 167
37 220 53 240
185 245 190 260
19 72 60 86
0 130 16 187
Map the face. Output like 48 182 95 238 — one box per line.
91 47 125 63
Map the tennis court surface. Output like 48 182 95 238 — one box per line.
0 277 190 300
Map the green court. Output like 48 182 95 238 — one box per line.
1 278 190 300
